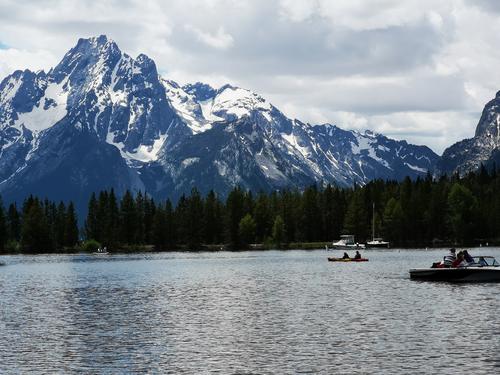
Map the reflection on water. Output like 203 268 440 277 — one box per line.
1 249 499 373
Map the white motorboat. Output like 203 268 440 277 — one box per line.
92 247 109 255
409 256 500 282
331 235 365 250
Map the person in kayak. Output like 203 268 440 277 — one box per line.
342 252 350 259
354 251 362 260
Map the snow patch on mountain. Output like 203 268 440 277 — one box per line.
199 99 224 122
181 157 200 169
161 78 212 134
351 132 391 169
106 130 167 163
0 76 23 107
211 85 272 120
406 163 427 173
14 78 68 132
282 132 310 159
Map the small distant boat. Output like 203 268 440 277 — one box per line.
409 256 500 282
92 247 109 255
331 235 365 250
0 261 5 266
328 257 369 262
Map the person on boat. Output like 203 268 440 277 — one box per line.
354 251 361 260
463 250 474 264
442 248 456 267
342 252 350 259
452 251 465 268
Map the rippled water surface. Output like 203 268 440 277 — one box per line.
1 249 499 374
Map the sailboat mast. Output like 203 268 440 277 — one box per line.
372 203 375 241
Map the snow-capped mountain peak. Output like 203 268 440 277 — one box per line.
210 85 272 121
0 35 440 210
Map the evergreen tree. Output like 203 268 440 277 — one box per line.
254 192 272 243
143 196 156 245
423 183 449 243
382 197 404 244
64 202 79 247
7 203 21 242
135 191 146 244
21 198 52 252
343 188 368 241
151 199 176 250
120 190 137 245
226 187 245 249
152 203 167 249
164 199 176 248
106 189 120 247
0 197 6 252
204 190 223 244
272 215 285 248
55 202 67 249
448 183 477 244
85 192 99 241
186 188 204 250
280 190 298 243
96 191 109 243
299 186 321 241
238 214 256 249
175 194 189 245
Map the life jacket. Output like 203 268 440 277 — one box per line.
443 254 456 266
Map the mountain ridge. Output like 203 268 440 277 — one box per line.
0 35 440 209
438 91 500 175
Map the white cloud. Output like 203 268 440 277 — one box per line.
184 25 234 50
278 0 319 22
0 47 57 78
1 0 500 154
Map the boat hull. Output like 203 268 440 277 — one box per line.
328 257 369 262
409 268 500 282
366 242 390 249
330 245 365 250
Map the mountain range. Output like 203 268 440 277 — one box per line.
0 35 494 210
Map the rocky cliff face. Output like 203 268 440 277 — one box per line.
438 92 500 175
0 35 439 208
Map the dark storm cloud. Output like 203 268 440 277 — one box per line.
466 0 500 13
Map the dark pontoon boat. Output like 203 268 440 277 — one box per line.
409 256 500 282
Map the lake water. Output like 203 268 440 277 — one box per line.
1 249 499 374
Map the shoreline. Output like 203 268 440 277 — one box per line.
1 242 497 256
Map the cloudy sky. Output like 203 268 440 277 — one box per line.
1 0 499 153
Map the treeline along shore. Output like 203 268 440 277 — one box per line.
1 166 500 253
